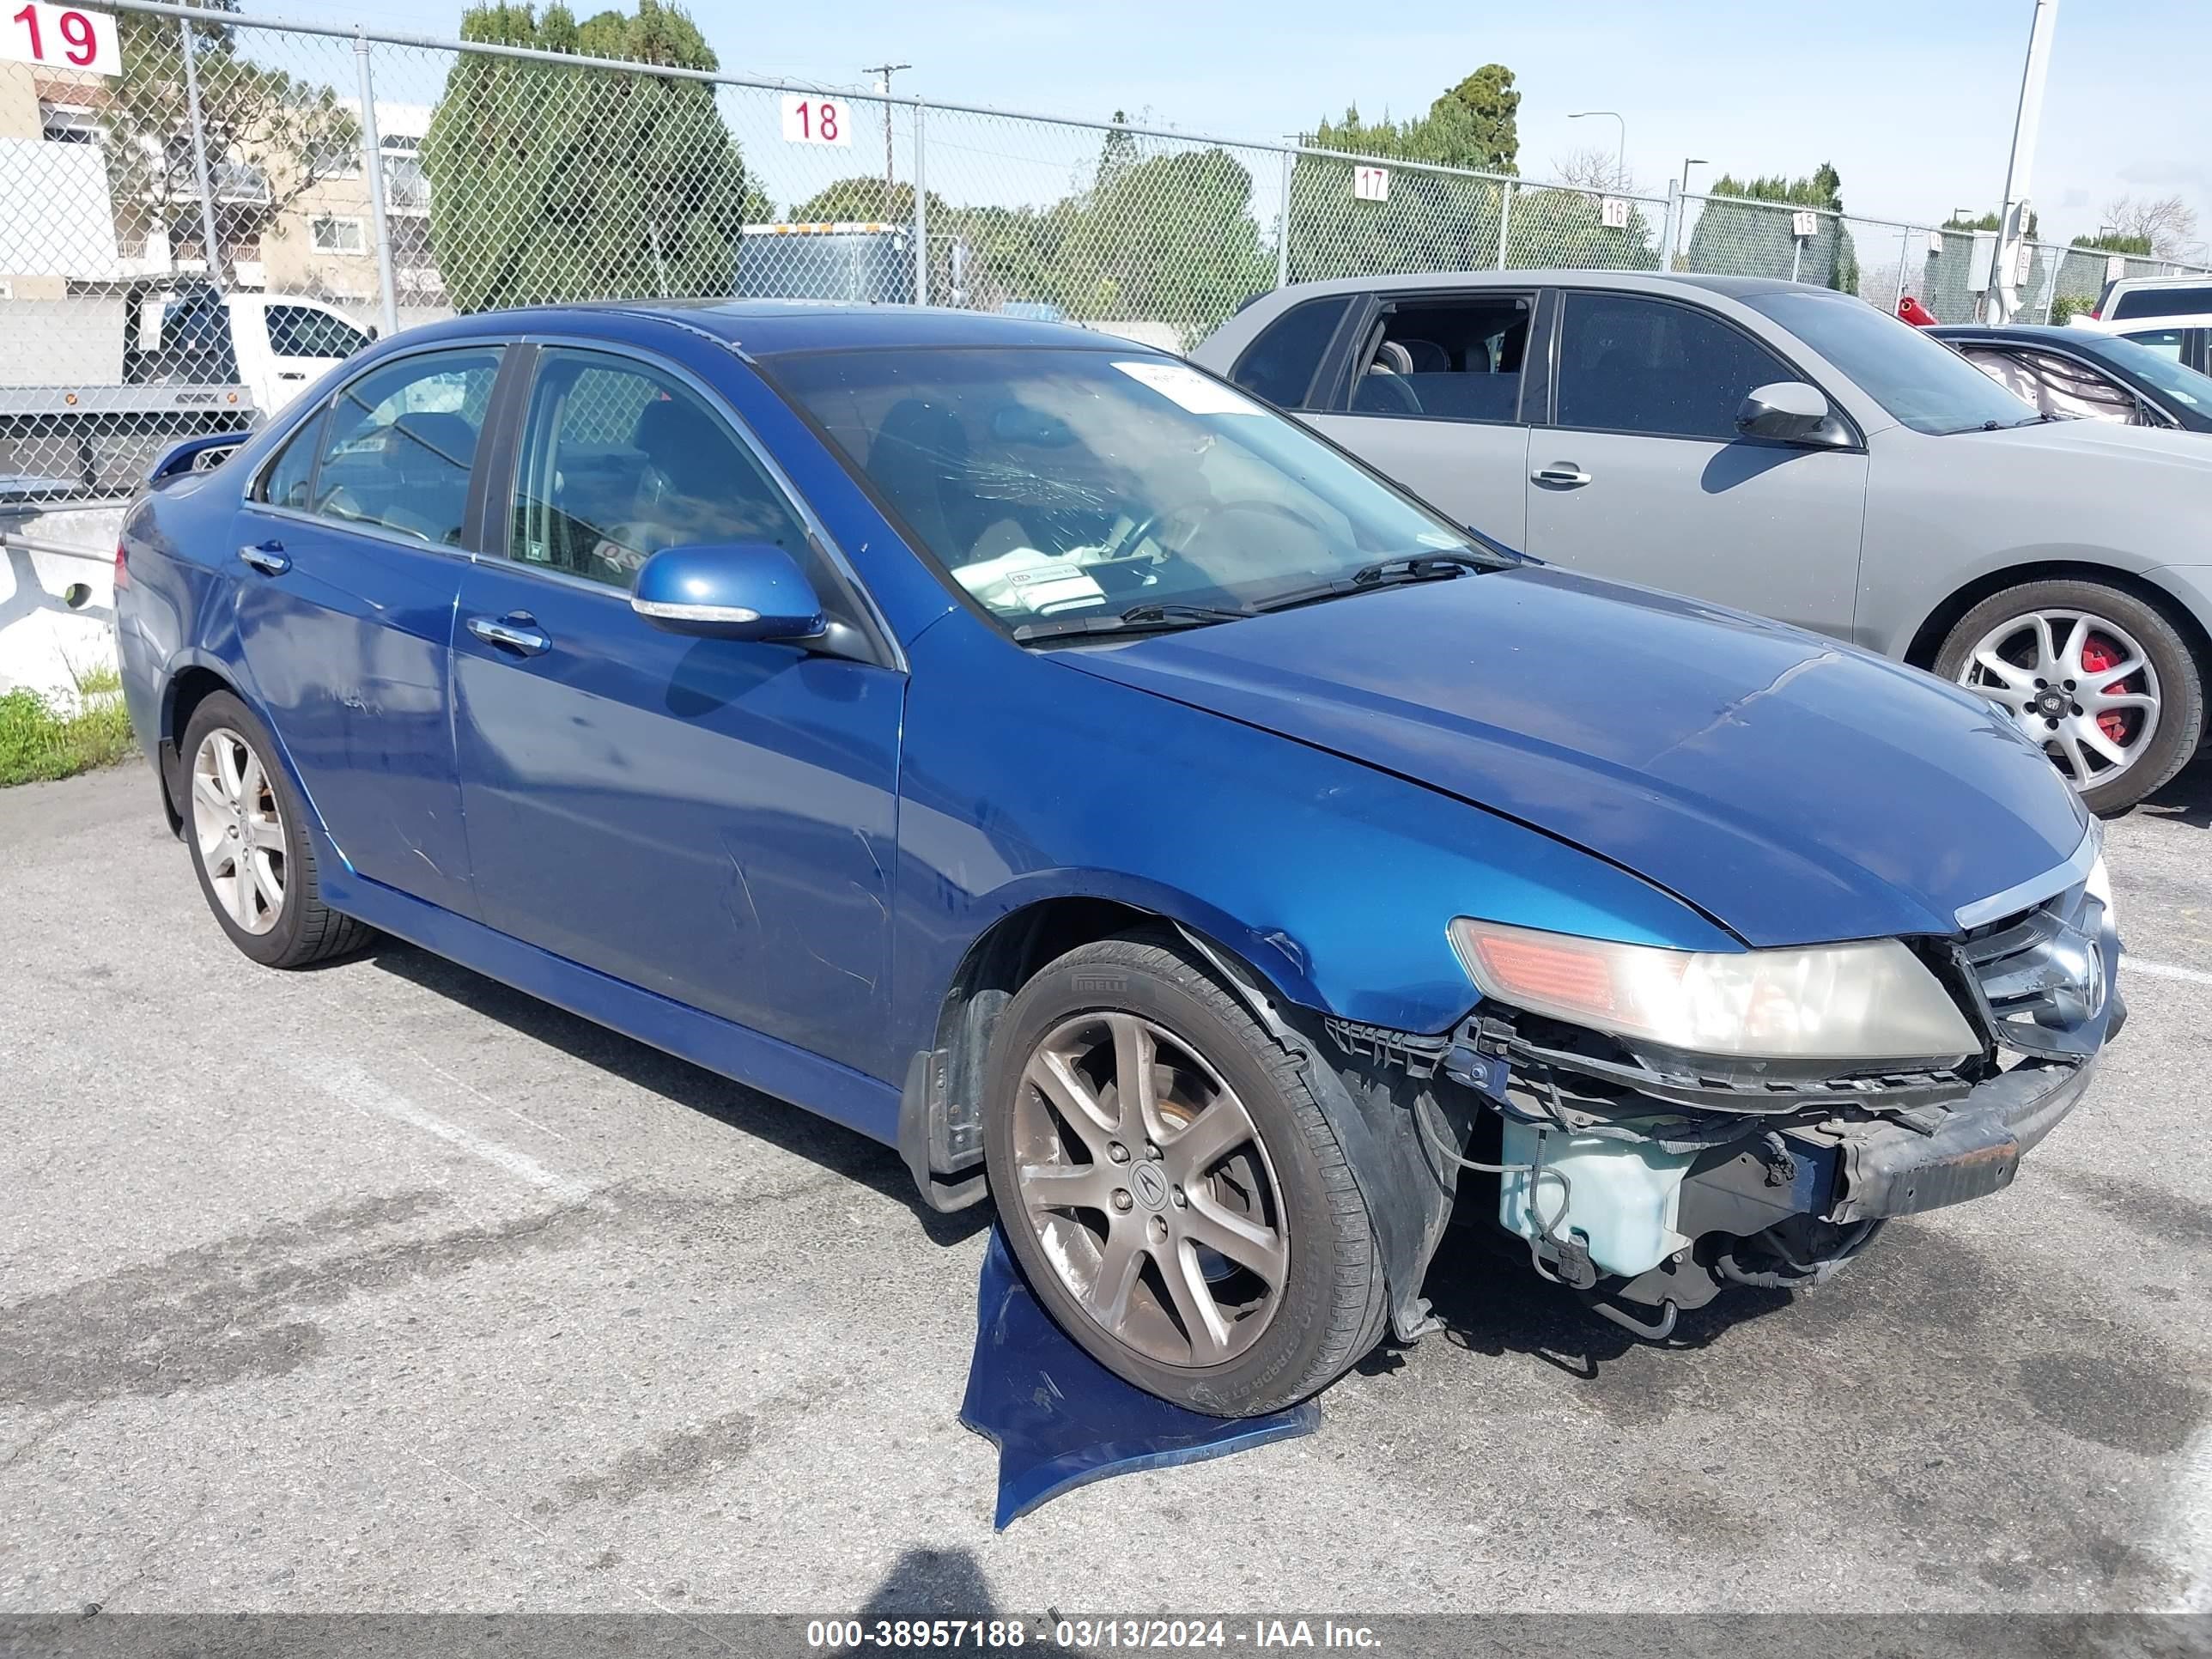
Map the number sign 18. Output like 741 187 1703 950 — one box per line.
3 3 119 75
781 94 854 147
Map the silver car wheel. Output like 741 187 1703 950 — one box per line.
1012 1012 1289 1369
1960 608 2161 790
190 726 287 936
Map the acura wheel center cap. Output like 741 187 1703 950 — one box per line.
1129 1160 1170 1212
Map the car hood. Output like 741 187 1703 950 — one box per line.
1059 567 2090 947
1966 416 2212 470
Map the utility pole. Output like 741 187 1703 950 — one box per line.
1992 0 2059 321
866 62 910 221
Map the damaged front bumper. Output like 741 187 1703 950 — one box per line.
1320 860 2126 1332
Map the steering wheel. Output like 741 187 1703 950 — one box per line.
1099 499 1332 566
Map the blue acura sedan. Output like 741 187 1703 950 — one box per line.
116 303 2122 1414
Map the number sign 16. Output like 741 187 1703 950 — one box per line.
3 3 119 75
781 94 854 147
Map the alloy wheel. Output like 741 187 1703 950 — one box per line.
190 726 287 936
1959 608 2161 790
1012 1012 1289 1368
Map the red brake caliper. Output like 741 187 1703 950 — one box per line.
2080 635 2132 744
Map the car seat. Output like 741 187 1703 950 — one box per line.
386 411 478 544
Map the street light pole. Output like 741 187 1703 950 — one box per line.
1992 0 2059 320
866 61 911 220
1567 110 1626 188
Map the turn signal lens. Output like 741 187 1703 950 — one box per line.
1449 918 1979 1064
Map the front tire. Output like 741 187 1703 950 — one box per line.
981 933 1388 1416
1934 579 2202 815
180 690 373 969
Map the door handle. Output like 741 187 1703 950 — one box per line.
466 613 550 656
1531 463 1593 488
238 540 290 575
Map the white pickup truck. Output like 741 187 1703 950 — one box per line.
0 284 374 504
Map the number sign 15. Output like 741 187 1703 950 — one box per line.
3 3 119 75
781 94 854 147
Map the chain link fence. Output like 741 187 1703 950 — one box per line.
5 0 2210 504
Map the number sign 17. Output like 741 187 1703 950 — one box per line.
3 3 119 74
1352 166 1390 203
781 94 854 147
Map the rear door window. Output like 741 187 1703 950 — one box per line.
309 348 502 547
266 304 371 361
2110 286 2212 321
2122 327 2187 363
1229 295 1352 410
1347 294 1533 423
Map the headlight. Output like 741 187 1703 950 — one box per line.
1449 918 1978 1064
2084 852 2115 926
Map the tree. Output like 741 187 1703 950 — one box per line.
1302 64 1521 174
1685 161 1858 293
2070 228 2154 256
787 178 945 224
1282 69 1520 283
421 1 769 310
2098 193 2197 259
1079 145 1271 343
1550 144 1638 196
106 2 362 285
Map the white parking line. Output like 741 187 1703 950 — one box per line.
2168 1419 2212 1613
2122 955 2212 988
295 1058 592 1202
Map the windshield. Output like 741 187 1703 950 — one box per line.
1744 289 2038 434
769 346 1504 633
2087 333 2212 413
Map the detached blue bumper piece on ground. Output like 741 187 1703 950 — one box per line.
961 1228 1319 1528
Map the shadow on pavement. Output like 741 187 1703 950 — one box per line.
358 939 990 1249
2130 750 2212 828
1357 1208 1794 1385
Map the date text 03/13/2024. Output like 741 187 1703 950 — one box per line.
803 1620 1383 1649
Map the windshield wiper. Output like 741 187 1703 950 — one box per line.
1248 547 1509 617
1011 599 1252 644
1347 549 1502 586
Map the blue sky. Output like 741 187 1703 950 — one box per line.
342 0 2207 250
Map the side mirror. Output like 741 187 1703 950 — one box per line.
1736 380 1847 446
630 543 825 641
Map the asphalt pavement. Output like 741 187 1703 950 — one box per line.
2 760 2208 1620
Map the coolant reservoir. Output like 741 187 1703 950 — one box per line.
1498 1120 1698 1279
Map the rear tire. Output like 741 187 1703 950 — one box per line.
1934 578 2202 815
179 690 374 969
981 933 1388 1416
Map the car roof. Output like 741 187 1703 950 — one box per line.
1237 269 1828 304
1929 324 2105 343
2104 274 2212 289
404 299 1146 358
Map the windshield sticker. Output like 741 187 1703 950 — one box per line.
955 550 1109 615
1111 360 1267 416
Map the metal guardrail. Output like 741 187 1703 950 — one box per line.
0 527 115 565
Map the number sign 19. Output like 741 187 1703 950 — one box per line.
1352 165 1390 203
781 94 854 147
3 3 119 75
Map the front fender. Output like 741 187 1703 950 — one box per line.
892 615 1734 1066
